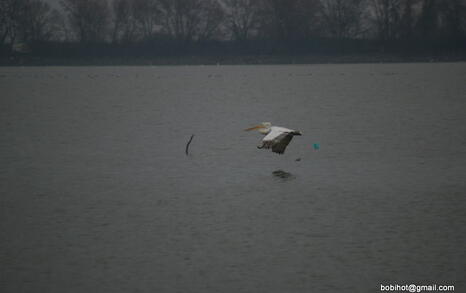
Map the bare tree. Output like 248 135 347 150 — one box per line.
111 0 138 43
132 0 158 40
17 0 60 43
256 0 320 40
50 9 70 41
398 0 417 39
256 0 294 40
158 0 224 41
417 0 437 38
197 0 225 40
416 0 466 40
319 0 366 39
61 0 110 43
224 0 260 40
369 0 402 41
438 0 466 39
0 0 10 45
158 0 200 41
0 0 24 46
296 0 322 38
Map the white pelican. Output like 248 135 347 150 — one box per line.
245 122 302 154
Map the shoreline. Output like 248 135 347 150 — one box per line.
1 54 466 66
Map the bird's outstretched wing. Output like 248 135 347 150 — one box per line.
271 133 294 154
260 128 294 154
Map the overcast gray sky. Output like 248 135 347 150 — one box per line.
44 0 61 9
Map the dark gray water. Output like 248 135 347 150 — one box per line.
1 63 465 292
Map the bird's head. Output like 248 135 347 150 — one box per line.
244 122 272 134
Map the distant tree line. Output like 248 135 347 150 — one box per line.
1 0 466 60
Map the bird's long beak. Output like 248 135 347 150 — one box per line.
244 125 265 131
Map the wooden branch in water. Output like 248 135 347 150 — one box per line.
185 134 194 155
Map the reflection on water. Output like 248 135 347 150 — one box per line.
272 169 295 180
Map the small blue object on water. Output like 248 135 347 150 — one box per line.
313 143 320 150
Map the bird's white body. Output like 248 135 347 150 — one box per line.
245 122 301 154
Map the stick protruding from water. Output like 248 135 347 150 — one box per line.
185 134 194 155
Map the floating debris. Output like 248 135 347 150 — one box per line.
185 134 194 155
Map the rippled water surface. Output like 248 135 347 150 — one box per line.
1 63 465 292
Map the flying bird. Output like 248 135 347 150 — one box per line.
245 122 302 154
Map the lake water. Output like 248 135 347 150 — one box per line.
1 63 465 292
